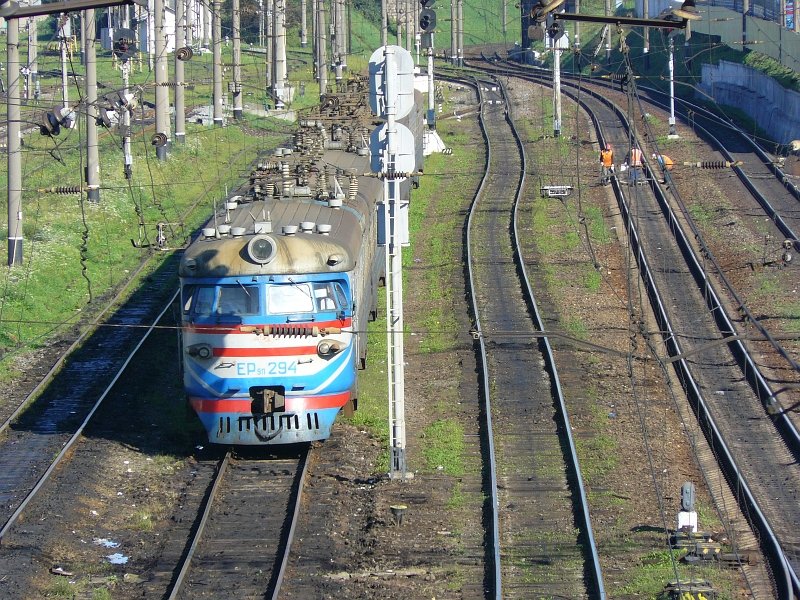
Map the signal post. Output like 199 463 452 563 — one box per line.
368 45 416 479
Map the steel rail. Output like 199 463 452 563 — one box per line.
456 73 503 600
469 55 798 597
541 70 795 598
0 140 260 437
499 73 607 600
480 59 800 384
0 255 162 437
495 58 800 241
0 288 180 542
166 451 232 600
270 447 310 600
445 67 606 598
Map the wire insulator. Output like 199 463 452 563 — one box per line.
176 46 193 61
682 161 740 169
37 186 81 194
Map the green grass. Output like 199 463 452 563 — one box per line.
48 577 78 597
778 300 800 332
744 51 800 92
688 202 713 227
756 272 780 296
92 588 113 600
421 419 465 475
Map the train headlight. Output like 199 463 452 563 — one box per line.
187 343 213 359
247 235 277 265
317 339 342 356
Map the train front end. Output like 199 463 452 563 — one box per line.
179 223 359 445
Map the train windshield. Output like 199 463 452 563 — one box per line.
183 284 260 317
217 284 260 316
267 282 347 315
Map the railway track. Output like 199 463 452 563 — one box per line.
461 73 604 598
468 58 799 597
158 448 309 599
482 58 800 385
476 58 800 439
0 264 180 539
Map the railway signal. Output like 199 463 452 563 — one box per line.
546 13 565 40
419 0 436 48
419 8 437 49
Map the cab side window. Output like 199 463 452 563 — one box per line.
313 283 337 311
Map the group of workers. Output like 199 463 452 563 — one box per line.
599 143 673 186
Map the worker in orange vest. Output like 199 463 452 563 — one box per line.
652 153 674 183
652 153 674 170
599 144 614 185
628 146 643 185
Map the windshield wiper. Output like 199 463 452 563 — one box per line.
236 280 251 297
287 277 312 299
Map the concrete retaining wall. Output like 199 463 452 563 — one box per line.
699 60 800 144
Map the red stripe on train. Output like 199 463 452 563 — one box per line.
189 391 350 413
212 346 320 357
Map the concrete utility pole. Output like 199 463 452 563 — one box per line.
26 17 38 100
381 0 388 46
175 0 187 142
186 0 194 46
300 0 307 46
340 0 348 78
742 0 749 46
79 11 85 65
339 0 347 70
154 0 170 158
311 0 317 79
405 0 411 49
317 0 327 97
605 0 611 61
427 46 435 126
266 0 273 88
233 0 243 118
3 0 146 266
122 60 133 177
668 36 678 137
643 0 649 67
457 0 463 65
553 42 561 136
7 18 22 265
203 1 210 47
259 0 265 47
213 0 223 125
273 0 288 107
333 0 345 81
450 0 455 63
84 9 101 201
60 14 70 103
396 3 402 46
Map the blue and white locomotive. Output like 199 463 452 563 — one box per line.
179 115 386 444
